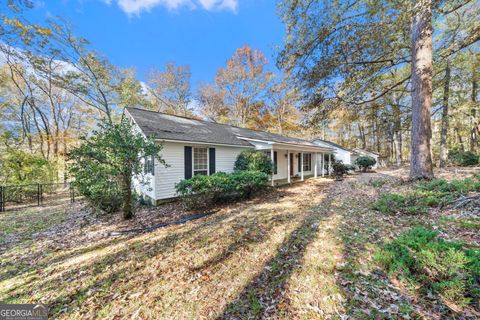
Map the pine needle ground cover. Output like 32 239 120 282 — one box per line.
1 167 479 319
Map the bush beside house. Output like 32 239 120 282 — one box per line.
332 161 348 180
175 171 268 208
176 149 271 208
69 119 165 219
355 156 377 172
234 149 273 175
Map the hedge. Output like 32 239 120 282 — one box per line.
175 170 269 208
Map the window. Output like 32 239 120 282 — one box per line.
193 147 208 176
303 153 312 171
144 155 154 174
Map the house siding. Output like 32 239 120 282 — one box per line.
312 140 353 165
272 150 316 179
216 146 246 173
334 149 353 165
154 141 250 200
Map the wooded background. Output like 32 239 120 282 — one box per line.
0 0 478 185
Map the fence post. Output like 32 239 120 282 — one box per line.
37 184 40 206
40 184 43 205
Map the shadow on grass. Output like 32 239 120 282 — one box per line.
218 182 334 319
4 186 305 317
332 172 453 319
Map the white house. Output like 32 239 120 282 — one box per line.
126 107 334 204
312 139 381 169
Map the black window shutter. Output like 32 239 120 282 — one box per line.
274 151 277 174
151 155 155 175
298 153 301 172
184 146 192 179
209 148 216 175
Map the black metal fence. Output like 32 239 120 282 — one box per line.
0 182 76 212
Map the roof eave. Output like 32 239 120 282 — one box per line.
239 137 334 152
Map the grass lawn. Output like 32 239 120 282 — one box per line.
1 167 479 319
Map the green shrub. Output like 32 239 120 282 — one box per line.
371 193 428 215
234 150 273 175
344 164 356 172
0 149 57 185
449 147 480 166
332 161 348 180
416 177 480 195
374 227 479 307
69 119 164 219
71 173 123 214
355 156 376 172
374 177 480 215
175 170 268 208
369 179 387 188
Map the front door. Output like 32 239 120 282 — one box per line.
290 153 294 176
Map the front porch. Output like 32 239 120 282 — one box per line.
273 174 316 186
255 142 335 187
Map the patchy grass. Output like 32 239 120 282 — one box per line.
372 175 480 216
0 204 69 247
1 166 479 319
440 217 480 230
374 226 479 309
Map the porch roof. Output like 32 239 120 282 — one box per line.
240 138 334 153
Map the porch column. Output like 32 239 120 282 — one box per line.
287 150 291 184
314 152 318 178
321 152 325 177
270 148 275 187
301 152 304 181
328 153 332 175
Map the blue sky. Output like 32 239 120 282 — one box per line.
27 0 284 90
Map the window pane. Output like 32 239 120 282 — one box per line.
194 147 208 172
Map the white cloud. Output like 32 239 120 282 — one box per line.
198 0 237 11
108 0 238 16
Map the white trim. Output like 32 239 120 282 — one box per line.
301 152 304 181
328 153 332 175
238 137 333 152
270 149 274 187
287 150 291 184
322 152 325 177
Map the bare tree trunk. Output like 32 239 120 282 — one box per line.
410 0 434 180
358 123 367 149
455 126 465 151
393 103 403 166
470 59 478 152
439 63 451 168
122 167 134 220
375 108 381 153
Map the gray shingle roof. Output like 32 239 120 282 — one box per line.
126 107 322 148
312 139 355 153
